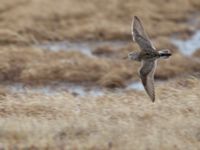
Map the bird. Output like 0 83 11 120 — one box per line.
127 16 172 102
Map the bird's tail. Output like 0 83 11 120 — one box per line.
158 49 172 59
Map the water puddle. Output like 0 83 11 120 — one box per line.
171 12 200 55
125 80 166 91
6 83 105 97
32 40 145 96
126 81 144 91
171 30 200 55
37 40 128 57
5 80 147 97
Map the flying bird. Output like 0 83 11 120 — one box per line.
128 16 172 102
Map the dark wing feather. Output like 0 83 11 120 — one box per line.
132 16 156 52
139 59 157 102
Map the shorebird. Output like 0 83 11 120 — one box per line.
128 16 172 102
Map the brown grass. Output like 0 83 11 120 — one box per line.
92 46 116 57
0 77 199 149
0 0 199 43
0 0 198 87
156 53 200 79
0 0 200 149
0 45 199 88
192 48 200 57
0 46 137 86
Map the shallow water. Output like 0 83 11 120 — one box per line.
6 81 146 97
31 40 146 96
171 30 200 55
126 82 144 91
37 40 128 57
171 13 200 55
7 83 104 97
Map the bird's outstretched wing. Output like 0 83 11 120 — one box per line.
132 16 156 52
139 59 157 102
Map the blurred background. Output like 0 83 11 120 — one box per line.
0 0 200 96
0 0 200 149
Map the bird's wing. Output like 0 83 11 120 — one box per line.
132 16 156 52
139 59 157 102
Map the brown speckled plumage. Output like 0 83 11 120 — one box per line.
128 16 172 102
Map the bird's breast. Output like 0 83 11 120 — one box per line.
139 51 159 60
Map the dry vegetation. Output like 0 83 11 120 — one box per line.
0 0 199 149
0 77 199 149
0 45 199 88
193 48 200 57
0 0 199 86
0 0 200 42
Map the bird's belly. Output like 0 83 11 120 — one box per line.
140 52 159 60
